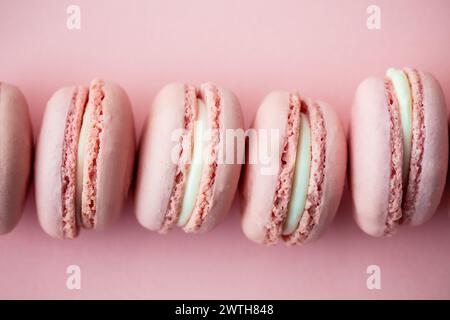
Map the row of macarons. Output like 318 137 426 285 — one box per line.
0 67 447 244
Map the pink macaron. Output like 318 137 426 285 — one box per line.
0 82 33 234
135 82 244 233
35 79 135 239
350 68 448 237
241 91 347 245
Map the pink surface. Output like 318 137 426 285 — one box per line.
0 0 450 299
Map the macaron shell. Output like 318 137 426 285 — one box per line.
241 91 291 244
294 99 347 243
35 86 76 238
350 77 392 237
135 83 187 231
185 84 244 232
406 71 448 226
0 83 32 234
94 81 135 229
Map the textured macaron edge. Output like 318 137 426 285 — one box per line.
183 83 223 232
304 100 347 242
403 70 448 226
285 99 347 244
60 86 88 238
93 81 135 230
159 84 197 232
240 91 291 244
383 78 404 235
80 79 105 229
262 93 301 244
283 99 327 244
400 68 425 224
186 83 244 233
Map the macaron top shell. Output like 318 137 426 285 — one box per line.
135 83 188 231
405 71 448 226
350 78 392 237
0 82 32 234
35 80 135 239
350 69 448 237
135 82 244 233
240 91 293 243
241 91 347 245
92 81 135 229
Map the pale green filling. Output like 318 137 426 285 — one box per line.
282 113 312 235
177 99 206 227
76 103 92 215
386 68 413 184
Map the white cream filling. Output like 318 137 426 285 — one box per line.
282 113 312 235
75 103 92 216
386 68 413 184
177 99 207 227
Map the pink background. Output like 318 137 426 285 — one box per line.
1 0 450 299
